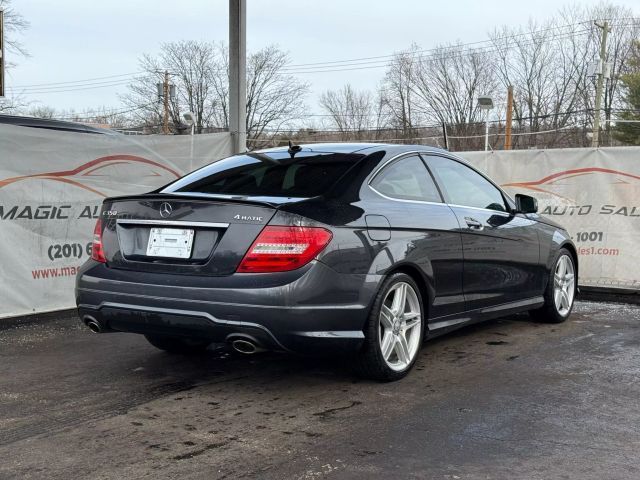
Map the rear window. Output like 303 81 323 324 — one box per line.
162 152 363 198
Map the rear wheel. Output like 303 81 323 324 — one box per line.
144 334 211 354
530 248 576 323
355 273 424 381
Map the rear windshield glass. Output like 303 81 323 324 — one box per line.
162 152 363 197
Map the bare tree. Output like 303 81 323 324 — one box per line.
319 84 375 139
409 43 500 149
613 40 640 144
123 42 308 140
244 46 309 142
0 0 30 113
0 0 29 58
0 94 27 114
379 44 424 139
66 107 135 129
490 4 640 147
209 43 230 131
490 19 590 147
585 3 640 139
121 41 219 133
208 44 310 145
25 105 57 119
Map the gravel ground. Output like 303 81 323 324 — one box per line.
1 300 639 479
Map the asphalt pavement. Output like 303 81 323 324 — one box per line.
1 300 639 479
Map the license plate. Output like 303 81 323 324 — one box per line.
146 228 194 259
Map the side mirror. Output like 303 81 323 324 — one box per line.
515 193 538 214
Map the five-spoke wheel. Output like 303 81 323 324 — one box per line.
553 254 575 316
355 273 424 381
530 248 576 323
379 282 423 371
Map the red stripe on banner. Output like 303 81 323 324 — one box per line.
502 167 640 187
0 155 181 196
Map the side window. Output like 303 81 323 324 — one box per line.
370 156 442 203
426 156 507 212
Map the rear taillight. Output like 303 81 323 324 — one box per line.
91 219 106 263
237 226 332 273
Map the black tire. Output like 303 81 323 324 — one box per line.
354 273 425 382
529 248 576 324
144 334 211 354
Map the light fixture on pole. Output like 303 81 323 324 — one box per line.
183 112 196 136
477 96 494 152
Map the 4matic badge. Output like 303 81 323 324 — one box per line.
233 214 263 222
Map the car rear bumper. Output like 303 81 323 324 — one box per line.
75 260 379 354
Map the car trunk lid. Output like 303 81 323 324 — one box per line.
100 194 278 276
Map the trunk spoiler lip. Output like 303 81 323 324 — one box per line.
102 192 316 209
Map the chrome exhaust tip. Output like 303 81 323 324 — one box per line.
231 339 264 355
83 316 103 334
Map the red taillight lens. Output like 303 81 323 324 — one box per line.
237 226 332 273
91 219 106 263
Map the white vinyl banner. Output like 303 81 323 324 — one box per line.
1 133 638 319
0 124 232 319
461 147 640 291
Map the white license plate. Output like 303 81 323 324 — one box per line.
146 228 194 259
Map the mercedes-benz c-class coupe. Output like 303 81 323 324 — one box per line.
76 143 577 381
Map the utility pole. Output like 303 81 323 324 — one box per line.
162 70 170 135
229 0 247 153
592 21 609 148
0 8 5 98
505 85 514 150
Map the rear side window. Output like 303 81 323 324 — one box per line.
163 152 362 198
370 155 442 203
425 156 507 212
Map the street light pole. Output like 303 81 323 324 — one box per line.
477 96 494 152
183 112 196 170
484 113 490 152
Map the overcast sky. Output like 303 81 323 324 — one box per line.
5 0 639 116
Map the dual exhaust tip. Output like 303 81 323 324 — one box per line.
231 338 265 355
83 316 104 333
83 316 265 354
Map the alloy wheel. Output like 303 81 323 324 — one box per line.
378 281 422 371
554 255 575 316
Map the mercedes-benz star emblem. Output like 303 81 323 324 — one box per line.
159 202 173 218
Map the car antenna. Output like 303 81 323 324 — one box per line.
288 140 302 158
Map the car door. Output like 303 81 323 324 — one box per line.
423 154 541 312
368 154 465 318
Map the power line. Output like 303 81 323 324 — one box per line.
11 71 147 88
281 29 593 74
9 75 154 93
282 21 594 69
50 103 155 121
8 77 154 94
11 17 635 90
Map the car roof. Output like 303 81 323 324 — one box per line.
254 142 450 156
0 114 117 135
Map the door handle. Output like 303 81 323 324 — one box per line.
465 217 484 230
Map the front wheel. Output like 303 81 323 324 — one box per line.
530 248 576 323
354 273 425 381
144 334 211 354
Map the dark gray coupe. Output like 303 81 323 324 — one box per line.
76 143 577 381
